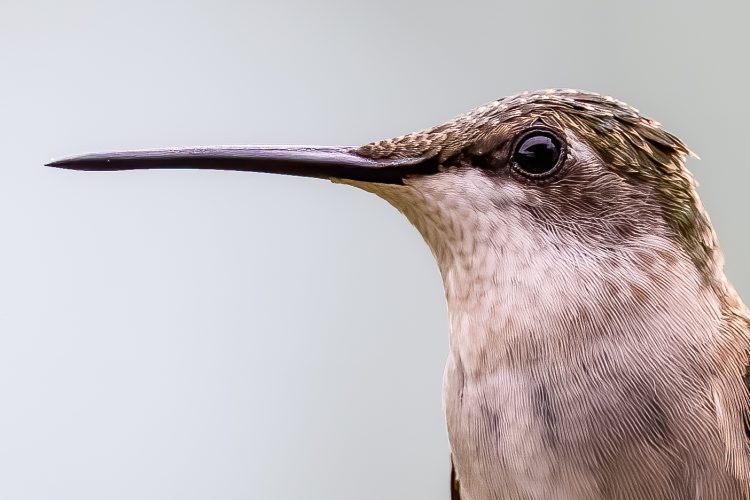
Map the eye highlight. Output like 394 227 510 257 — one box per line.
511 128 564 178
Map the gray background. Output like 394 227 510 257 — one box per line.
2 1 749 499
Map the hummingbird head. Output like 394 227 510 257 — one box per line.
349 90 720 286
48 89 719 289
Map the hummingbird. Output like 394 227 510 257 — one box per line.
48 89 750 499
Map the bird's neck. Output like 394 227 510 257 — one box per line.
424 210 724 380
356 178 726 379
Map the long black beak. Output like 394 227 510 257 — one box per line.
46 145 438 185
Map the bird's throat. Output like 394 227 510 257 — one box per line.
352 175 723 376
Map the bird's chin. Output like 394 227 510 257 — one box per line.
333 176 410 196
332 176 427 212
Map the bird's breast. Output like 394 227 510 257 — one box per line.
444 355 601 500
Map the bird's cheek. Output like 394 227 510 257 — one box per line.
478 179 533 214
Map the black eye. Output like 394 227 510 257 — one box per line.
511 129 564 178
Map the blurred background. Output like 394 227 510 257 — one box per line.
2 1 749 499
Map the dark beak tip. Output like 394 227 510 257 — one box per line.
45 158 84 170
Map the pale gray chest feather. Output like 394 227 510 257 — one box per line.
439 239 746 499
444 350 747 499
362 171 749 499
